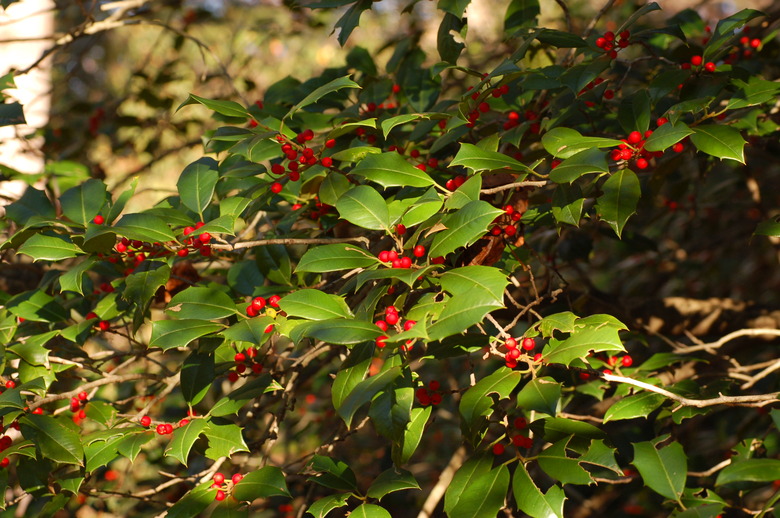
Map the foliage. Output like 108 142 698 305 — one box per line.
0 0 779 517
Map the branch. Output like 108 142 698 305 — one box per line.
602 373 779 408
688 458 731 478
211 236 370 251
417 446 466 518
480 180 548 195
28 373 158 409
676 328 780 354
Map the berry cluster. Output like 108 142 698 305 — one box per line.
492 416 534 455
488 204 524 239
681 55 716 73
227 347 263 383
503 337 536 368
375 306 415 350
595 30 631 59
179 222 216 257
415 380 443 406
69 390 89 420
107 237 173 273
211 471 244 501
265 129 338 195
377 245 426 268
502 109 540 133
245 295 280 318
465 81 510 128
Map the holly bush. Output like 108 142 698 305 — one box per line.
1 1 780 517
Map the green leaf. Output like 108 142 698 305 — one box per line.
177 158 219 217
233 465 290 501
426 295 501 342
333 0 372 46
580 439 622 474
438 0 470 17
304 318 383 345
440 266 508 306
690 125 746 163
296 244 378 273
319 173 352 206
203 419 249 460
366 468 420 500
513 463 566 518
84 436 123 473
124 261 171 326
335 185 390 231
603 392 666 422
380 114 431 139
112 213 176 243
597 169 641 238
537 438 594 485
117 431 154 462
551 183 584 227
716 459 780 486
543 326 625 366
178 93 248 119
438 13 466 63
8 330 55 367
549 147 609 183
537 29 588 48
755 218 780 237
165 480 214 518
429 200 503 259
644 122 694 152
450 143 532 175
460 367 522 436
632 438 687 500
220 317 275 345
395 405 431 465
505 0 540 33
616 1 662 34
286 75 360 118
0 101 25 126
106 178 137 224
279 289 353 321
516 377 561 416
332 343 373 410
728 76 780 110
59 257 97 295
181 351 215 405
337 366 401 428
6 290 67 323
60 179 106 226
542 128 624 159
444 455 510 518
5 187 55 224
306 493 352 518
18 234 82 262
308 455 358 492
149 320 223 351
19 414 84 466
351 152 434 188
445 174 481 210
210 375 282 417
618 90 651 134
84 401 117 426
167 287 238 320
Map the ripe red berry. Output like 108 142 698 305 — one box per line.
246 305 258 317
704 62 716 73
268 295 281 307
98 321 110 332
325 138 336 148
595 37 606 48
635 158 649 169
246 347 257 358
507 348 521 359
521 337 535 351
621 355 634 367
200 246 212 257
234 353 246 363
271 182 283 194
392 84 401 94
321 157 333 168
115 242 127 253
504 225 516 237
375 320 388 331
375 335 387 348
0 458 9 468
236 363 247 374
177 248 189 257
156 424 166 435
93 215 104 225
750 38 760 48
627 131 642 144
672 142 684 153
232 473 244 484
514 416 527 429
492 443 505 455
396 224 407 235
215 490 226 501
399 256 412 268
403 320 416 331
179 419 189 427
140 415 151 427
691 55 703 66
656 117 669 126
78 391 88 401
413 245 425 258
378 251 390 262
228 371 239 383
213 473 225 485
252 363 263 374
4 380 14 389
251 297 266 310
386 312 399 326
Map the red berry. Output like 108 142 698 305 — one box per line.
0 458 9 468
269 295 281 307
234 353 246 363
228 371 239 383
430 392 442 405
177 248 189 257
627 131 642 144
115 242 127 253
400 256 412 268
691 55 702 66
396 224 407 235
78 391 88 401
375 335 387 349
232 473 244 484
507 348 521 359
386 312 399 326
246 347 257 358
621 355 634 367
156 424 166 435
252 363 263 374
672 142 684 153
179 419 189 427
140 415 151 427
246 305 258 317
325 139 336 148
236 363 247 374
5 380 15 389
375 320 388 331
392 84 401 94
413 245 425 258
657 117 669 126
93 215 104 225
750 38 760 48
321 157 333 168
200 246 212 257
521 337 535 351
478 102 490 113
271 182 283 194
505 337 517 349
251 297 266 310
403 320 416 331
98 321 110 332
704 62 716 73
492 443 505 455
198 233 211 244
595 37 606 48
215 490 226 501
504 225 516 237
213 473 225 485
635 158 649 169
514 416 527 429
379 251 390 262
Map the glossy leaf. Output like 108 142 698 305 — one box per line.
643 122 694 152
395 405 431 465
18 234 82 262
305 493 352 518
181 351 215 405
165 480 214 518
19 414 84 466
332 343 373 410
308 455 358 492
286 75 360 118
165 418 209 466
337 366 401 428
149 319 223 350
597 168 641 238
335 185 390 230
450 143 532 175
549 147 609 183
296 244 378 272
542 128 623 159
166 287 238 320
350 504 392 518
203 419 249 460
177 158 219 217
460 367 522 435
60 179 106 226
537 438 594 485
444 455 510 518
543 325 625 366
604 391 666 422
366 468 420 500
279 289 353 321
439 265 508 306
715 459 780 486
690 125 746 163
232 465 290 501
351 151 434 188
513 463 566 518
178 93 248 118
516 377 561 416
112 213 176 243
429 201 503 259
633 438 687 500
304 318 383 345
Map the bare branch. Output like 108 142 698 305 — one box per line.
211 236 370 251
480 180 548 195
676 328 780 354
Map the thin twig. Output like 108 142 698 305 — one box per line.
417 446 467 518
676 329 780 354
211 236 370 251
480 180 547 195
